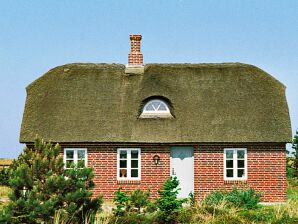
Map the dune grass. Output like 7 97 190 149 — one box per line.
0 185 11 210
0 185 11 198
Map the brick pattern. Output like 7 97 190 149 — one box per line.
68 143 286 202
88 147 170 200
128 34 143 65
196 145 286 202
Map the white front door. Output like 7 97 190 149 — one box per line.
170 147 194 198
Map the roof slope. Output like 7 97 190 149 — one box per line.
20 63 292 143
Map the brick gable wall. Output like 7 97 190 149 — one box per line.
80 144 286 202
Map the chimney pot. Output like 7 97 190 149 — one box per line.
128 34 143 66
125 34 144 75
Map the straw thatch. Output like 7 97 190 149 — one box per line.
20 63 291 143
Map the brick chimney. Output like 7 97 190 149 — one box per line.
125 34 144 74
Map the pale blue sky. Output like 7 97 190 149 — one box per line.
0 0 297 158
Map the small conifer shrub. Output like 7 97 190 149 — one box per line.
156 176 186 223
0 138 102 224
113 188 130 216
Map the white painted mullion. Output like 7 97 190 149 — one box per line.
223 149 226 179
84 149 88 167
233 149 237 179
117 149 120 180
74 149 77 166
245 149 248 179
138 149 141 179
127 149 131 179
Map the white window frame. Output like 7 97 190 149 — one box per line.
64 148 87 169
224 148 247 181
117 148 141 180
140 99 172 118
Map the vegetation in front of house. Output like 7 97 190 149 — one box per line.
156 176 187 223
289 130 298 178
0 167 9 186
204 187 261 209
1 177 298 223
0 139 102 224
111 177 186 224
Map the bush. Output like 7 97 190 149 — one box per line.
204 191 226 206
188 192 196 207
130 189 150 213
0 138 102 224
113 188 152 216
176 207 193 223
292 130 298 178
156 176 186 223
0 167 9 186
113 188 130 216
204 188 261 209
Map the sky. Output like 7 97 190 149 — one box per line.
0 0 297 158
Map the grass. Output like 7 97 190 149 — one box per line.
0 185 11 198
187 179 298 224
0 185 11 210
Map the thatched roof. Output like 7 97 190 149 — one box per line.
20 63 291 143
0 159 13 166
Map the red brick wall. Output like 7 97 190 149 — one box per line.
196 145 286 202
70 144 286 202
88 147 170 200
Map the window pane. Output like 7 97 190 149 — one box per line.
152 101 160 110
78 160 85 168
120 151 127 159
131 150 139 159
66 150 74 159
226 169 233 177
131 169 138 178
238 169 245 178
226 150 233 159
238 160 245 168
158 103 167 111
131 160 138 168
66 160 74 168
119 169 127 177
226 160 233 168
120 160 127 168
78 150 86 159
145 103 155 111
237 150 245 159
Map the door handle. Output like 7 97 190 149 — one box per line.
172 168 176 175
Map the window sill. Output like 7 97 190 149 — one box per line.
117 180 141 185
224 179 247 185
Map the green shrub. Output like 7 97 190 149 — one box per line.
156 176 186 223
130 189 150 213
113 188 130 216
188 192 196 207
226 188 261 209
0 167 10 186
204 188 261 209
291 130 298 178
0 138 102 224
176 207 193 223
204 191 226 206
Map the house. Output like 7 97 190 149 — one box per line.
0 159 12 169
20 34 292 202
